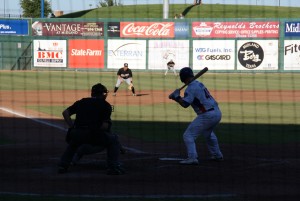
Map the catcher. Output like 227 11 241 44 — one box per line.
113 63 136 96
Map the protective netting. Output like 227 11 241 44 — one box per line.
0 1 299 200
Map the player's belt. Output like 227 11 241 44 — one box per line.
206 108 214 112
201 108 214 114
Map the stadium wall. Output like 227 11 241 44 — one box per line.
0 18 300 72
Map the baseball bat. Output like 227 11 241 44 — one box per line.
178 67 208 91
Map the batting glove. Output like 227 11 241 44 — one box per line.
169 89 180 100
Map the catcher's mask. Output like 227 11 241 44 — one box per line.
179 67 194 83
91 83 108 97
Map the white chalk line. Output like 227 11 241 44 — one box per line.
0 107 146 154
0 107 238 198
0 106 296 166
0 107 66 131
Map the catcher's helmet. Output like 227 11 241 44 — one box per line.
179 67 194 83
91 83 108 97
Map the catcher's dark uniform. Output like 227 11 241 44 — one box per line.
58 84 124 175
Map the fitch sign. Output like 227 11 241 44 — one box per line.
120 22 175 38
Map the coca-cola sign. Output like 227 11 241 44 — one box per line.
120 22 175 38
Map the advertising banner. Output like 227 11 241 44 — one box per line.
192 22 279 38
107 40 146 69
174 22 189 38
284 40 300 70
148 40 189 70
107 22 120 37
193 40 235 70
120 22 174 38
236 40 278 70
33 40 67 67
0 19 29 35
68 40 105 69
284 22 300 37
32 21 104 36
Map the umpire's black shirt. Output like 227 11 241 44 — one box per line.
67 97 112 130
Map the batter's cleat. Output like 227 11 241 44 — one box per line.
107 165 126 175
112 93 116 96
179 158 199 165
132 94 136 96
210 156 224 161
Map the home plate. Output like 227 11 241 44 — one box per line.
159 157 185 161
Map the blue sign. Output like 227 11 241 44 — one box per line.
0 19 29 35
175 22 189 38
285 22 300 37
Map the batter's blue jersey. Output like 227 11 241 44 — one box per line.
182 80 218 115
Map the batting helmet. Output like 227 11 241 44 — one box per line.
179 67 194 83
91 83 108 97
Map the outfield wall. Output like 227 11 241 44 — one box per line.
1 18 300 72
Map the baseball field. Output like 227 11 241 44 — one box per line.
0 70 299 201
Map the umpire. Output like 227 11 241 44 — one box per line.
58 83 125 175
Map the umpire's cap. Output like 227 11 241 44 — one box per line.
91 83 108 97
179 67 194 83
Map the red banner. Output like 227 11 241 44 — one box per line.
120 22 174 38
192 22 279 38
68 40 105 69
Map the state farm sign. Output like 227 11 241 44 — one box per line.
68 40 105 69
120 22 174 38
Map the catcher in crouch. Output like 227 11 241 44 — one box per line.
113 63 136 96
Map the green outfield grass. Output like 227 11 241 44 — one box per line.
1 71 300 91
1 71 298 145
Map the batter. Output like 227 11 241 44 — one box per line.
169 67 223 165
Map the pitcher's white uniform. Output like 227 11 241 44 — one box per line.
182 80 223 160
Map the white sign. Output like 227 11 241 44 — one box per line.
193 40 235 70
148 40 189 70
33 40 67 67
237 40 278 70
107 39 146 69
284 40 300 70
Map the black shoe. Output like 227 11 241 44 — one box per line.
210 156 224 162
58 166 68 174
107 165 125 175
